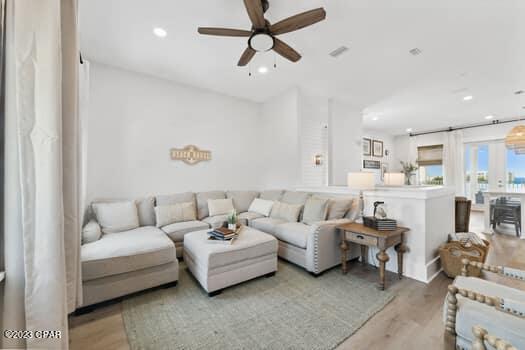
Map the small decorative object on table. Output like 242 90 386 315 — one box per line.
400 160 418 185
227 209 238 231
439 232 489 278
363 201 397 230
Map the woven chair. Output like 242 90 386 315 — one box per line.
471 326 517 350
443 258 525 349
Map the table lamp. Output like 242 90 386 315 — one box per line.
384 173 405 186
347 172 375 221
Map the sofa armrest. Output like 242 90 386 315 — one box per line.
461 258 525 282
305 219 352 274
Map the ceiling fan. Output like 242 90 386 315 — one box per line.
198 0 326 66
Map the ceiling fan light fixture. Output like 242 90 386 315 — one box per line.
249 33 274 52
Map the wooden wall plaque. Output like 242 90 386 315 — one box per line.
170 145 211 165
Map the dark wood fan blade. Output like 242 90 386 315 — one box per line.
270 8 326 35
273 38 301 62
198 27 252 37
238 47 256 66
243 0 265 29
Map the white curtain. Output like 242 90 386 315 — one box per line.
3 0 80 348
443 130 465 195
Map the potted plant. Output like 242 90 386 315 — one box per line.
400 161 418 185
227 209 238 231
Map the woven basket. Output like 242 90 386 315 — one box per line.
439 238 490 278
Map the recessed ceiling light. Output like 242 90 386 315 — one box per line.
153 27 167 38
372 116 379 121
463 95 473 101
406 128 413 133
485 115 494 120
258 66 268 74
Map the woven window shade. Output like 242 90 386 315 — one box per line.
417 144 443 166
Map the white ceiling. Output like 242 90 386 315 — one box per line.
79 0 525 135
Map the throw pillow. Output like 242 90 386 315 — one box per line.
270 201 303 222
155 202 196 227
226 191 259 213
302 197 330 225
196 191 226 219
82 220 102 244
208 198 234 217
248 198 274 217
324 197 353 220
137 197 156 226
92 201 140 234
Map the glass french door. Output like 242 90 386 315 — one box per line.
464 141 507 208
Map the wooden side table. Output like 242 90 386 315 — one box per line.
337 222 409 290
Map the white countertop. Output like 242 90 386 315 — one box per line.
297 185 456 199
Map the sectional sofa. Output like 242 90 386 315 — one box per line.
79 190 359 308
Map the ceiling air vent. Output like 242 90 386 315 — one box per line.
409 48 422 56
329 46 349 58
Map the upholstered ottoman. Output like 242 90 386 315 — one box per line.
183 226 278 296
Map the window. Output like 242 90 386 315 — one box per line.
507 148 525 191
417 145 444 185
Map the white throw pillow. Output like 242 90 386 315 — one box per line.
208 198 234 217
248 198 274 217
82 220 102 244
302 197 330 225
92 201 140 234
155 202 196 227
270 201 303 222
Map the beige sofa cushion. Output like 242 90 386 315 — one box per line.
270 201 303 222
202 214 229 229
226 191 259 213
248 198 274 217
281 191 311 205
208 198 234 217
196 191 226 219
155 202 196 227
82 220 102 244
156 192 195 206
259 190 284 201
161 220 210 242
238 211 264 226
250 217 286 235
315 197 353 220
274 222 311 249
137 197 156 226
302 197 329 225
92 201 140 234
81 226 175 281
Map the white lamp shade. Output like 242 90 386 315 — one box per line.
347 172 375 190
384 173 405 186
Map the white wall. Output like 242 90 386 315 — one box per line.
298 92 329 187
86 62 263 202
258 88 300 189
362 129 396 183
329 100 363 185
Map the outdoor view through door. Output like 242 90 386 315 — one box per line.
465 141 525 207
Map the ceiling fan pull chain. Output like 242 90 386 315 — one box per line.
274 52 277 69
249 63 252 77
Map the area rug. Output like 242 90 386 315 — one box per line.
122 261 395 350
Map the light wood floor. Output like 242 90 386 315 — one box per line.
69 212 525 350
